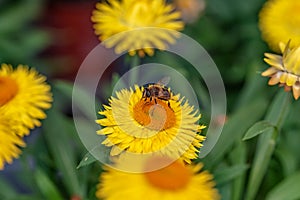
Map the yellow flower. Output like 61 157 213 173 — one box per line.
0 64 53 136
96 156 220 200
96 86 206 164
0 112 25 170
174 0 206 23
91 0 184 57
259 0 300 52
262 41 300 100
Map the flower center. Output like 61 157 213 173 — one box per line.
133 99 176 131
0 76 18 106
125 1 154 27
144 157 191 191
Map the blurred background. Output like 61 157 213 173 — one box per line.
0 0 270 103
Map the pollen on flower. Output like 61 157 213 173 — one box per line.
0 76 19 106
133 99 176 131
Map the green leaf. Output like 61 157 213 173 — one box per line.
275 146 298 177
230 142 247 200
202 99 268 168
6 195 43 200
74 119 110 169
34 169 64 200
55 80 110 170
243 120 275 141
218 182 232 200
21 29 51 56
245 132 276 200
77 142 111 169
0 177 16 198
88 185 98 200
245 91 291 200
53 80 99 121
214 164 249 186
77 152 97 169
43 108 82 197
0 0 43 33
266 171 300 200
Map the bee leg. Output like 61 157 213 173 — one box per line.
150 97 152 102
168 101 171 107
154 98 157 104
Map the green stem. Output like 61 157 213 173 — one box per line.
245 90 291 200
129 55 141 86
231 141 247 200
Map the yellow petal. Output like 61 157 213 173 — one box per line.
110 145 123 156
264 53 282 63
286 74 298 86
261 67 278 76
279 72 288 83
268 72 281 85
292 83 300 100
279 42 286 54
264 57 284 70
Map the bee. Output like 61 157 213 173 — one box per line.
142 77 172 107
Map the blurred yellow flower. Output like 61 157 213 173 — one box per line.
96 86 205 164
0 112 25 170
259 0 300 52
174 0 206 23
91 0 184 57
0 64 53 136
262 41 300 100
96 156 220 200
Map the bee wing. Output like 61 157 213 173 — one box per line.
157 76 170 86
